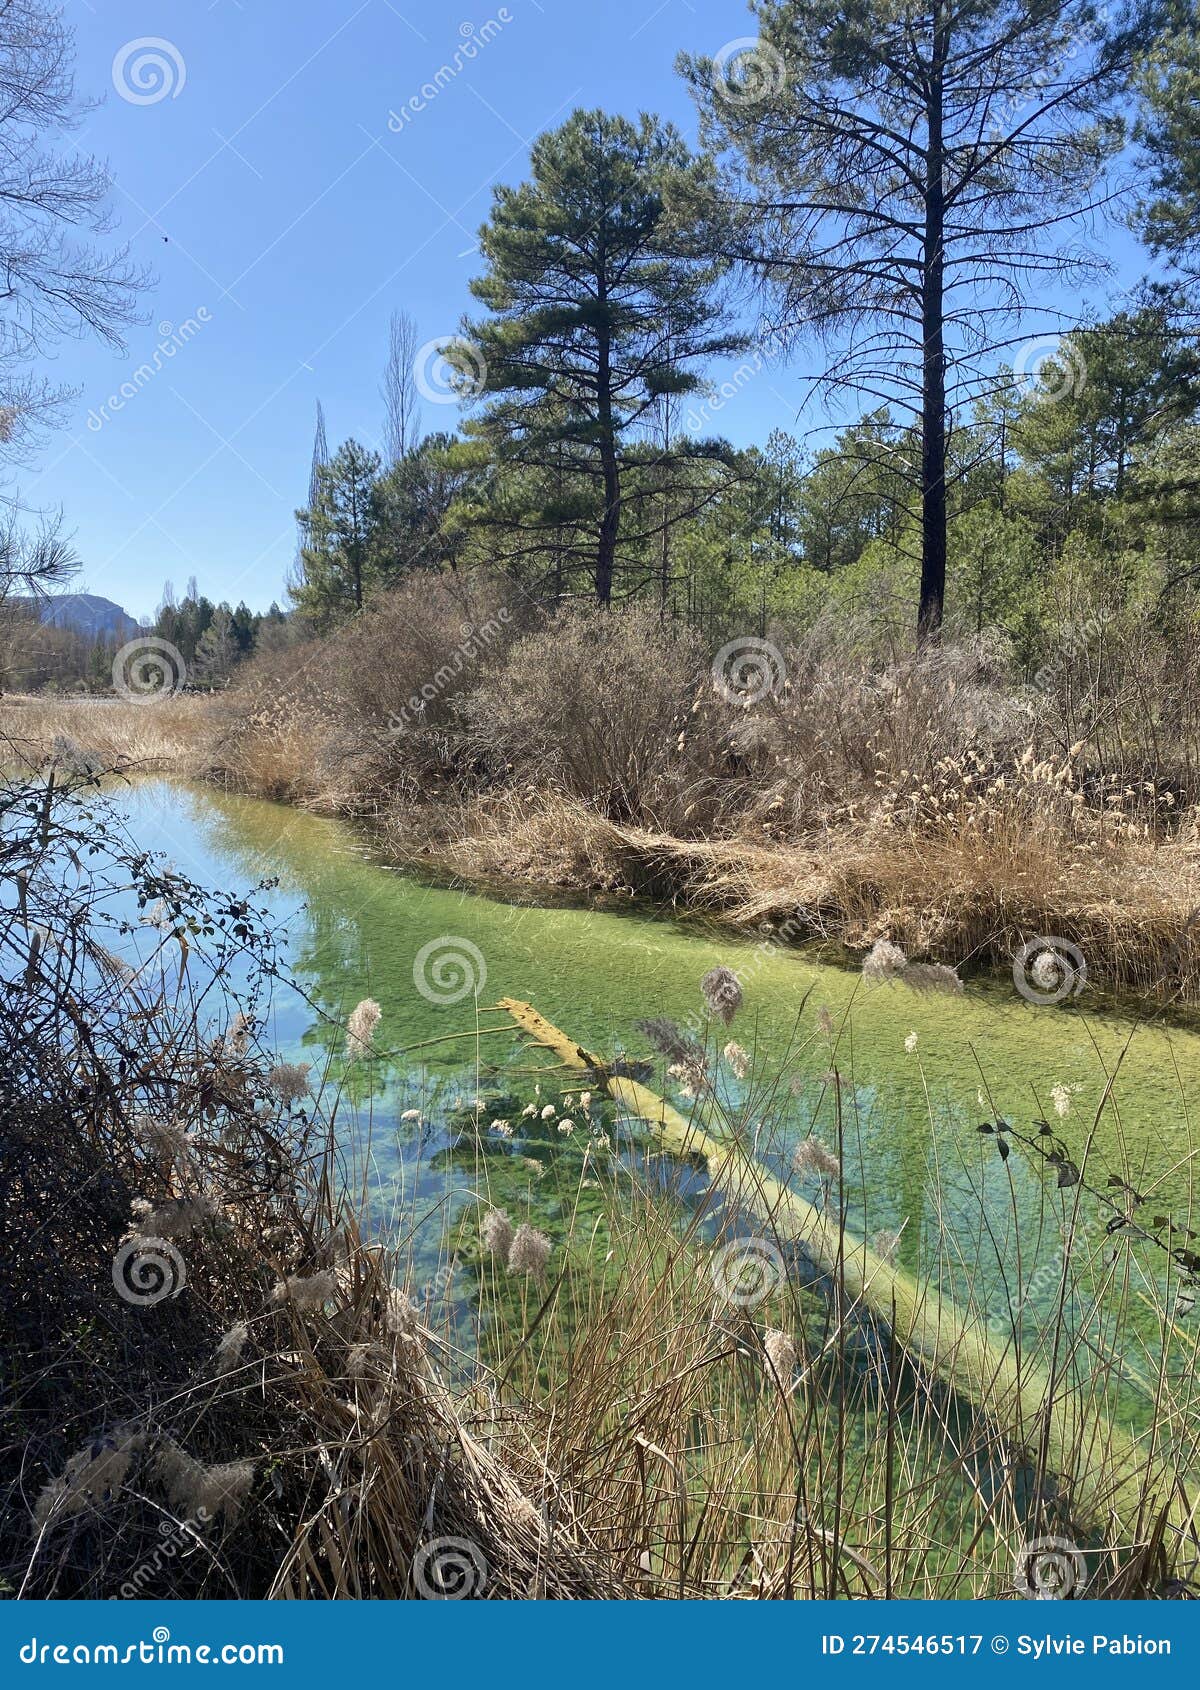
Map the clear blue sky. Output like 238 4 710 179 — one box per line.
21 0 1148 621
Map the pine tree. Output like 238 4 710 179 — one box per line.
1135 4 1200 286
457 108 746 603
291 439 384 626
681 0 1154 638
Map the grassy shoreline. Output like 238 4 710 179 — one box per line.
5 685 1200 1009
7 705 1200 1601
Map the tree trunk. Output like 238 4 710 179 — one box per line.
596 444 620 605
595 287 619 605
497 994 1193 1541
918 11 949 645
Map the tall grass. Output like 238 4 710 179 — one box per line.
5 581 1200 1000
4 742 1199 1599
431 1008 1200 1600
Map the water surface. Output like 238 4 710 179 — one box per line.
84 778 1200 1394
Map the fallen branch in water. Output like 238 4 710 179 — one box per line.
497 995 1200 1551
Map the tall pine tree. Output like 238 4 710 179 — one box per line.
681 0 1154 638
456 109 746 603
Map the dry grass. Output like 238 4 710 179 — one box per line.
8 593 1200 1003
0 693 214 773
6 753 1200 1600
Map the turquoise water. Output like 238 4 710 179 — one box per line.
77 777 1200 1387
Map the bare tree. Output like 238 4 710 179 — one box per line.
0 2 146 467
381 309 421 464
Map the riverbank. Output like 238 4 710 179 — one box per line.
6 752 1200 1599
6 678 1200 1009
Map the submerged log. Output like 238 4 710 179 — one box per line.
497 996 1199 1547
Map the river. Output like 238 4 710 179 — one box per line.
80 776 1200 1408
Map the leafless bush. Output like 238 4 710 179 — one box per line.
464 601 723 827
740 628 1032 837
0 755 623 1598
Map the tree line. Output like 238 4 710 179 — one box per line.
290 0 1200 657
0 580 289 694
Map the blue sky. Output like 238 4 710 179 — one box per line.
18 0 1150 621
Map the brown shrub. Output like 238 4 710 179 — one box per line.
210 573 525 811
204 641 341 804
333 570 520 734
463 603 723 827
735 630 1033 841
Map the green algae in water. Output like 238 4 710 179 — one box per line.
93 780 1200 1411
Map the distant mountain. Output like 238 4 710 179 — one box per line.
26 592 143 643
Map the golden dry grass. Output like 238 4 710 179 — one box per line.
0 693 213 773
8 683 1200 1004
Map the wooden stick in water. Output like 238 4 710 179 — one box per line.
497 995 1199 1544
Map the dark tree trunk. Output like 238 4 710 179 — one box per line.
596 311 619 605
918 12 949 645
596 441 620 605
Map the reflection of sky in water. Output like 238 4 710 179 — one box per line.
71 777 1200 1409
